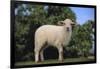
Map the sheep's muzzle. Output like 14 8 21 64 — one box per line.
66 27 70 31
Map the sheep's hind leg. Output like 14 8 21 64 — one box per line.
40 50 44 62
35 51 39 63
34 41 45 63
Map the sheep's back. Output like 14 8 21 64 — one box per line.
35 25 72 46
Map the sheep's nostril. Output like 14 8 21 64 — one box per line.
66 27 70 31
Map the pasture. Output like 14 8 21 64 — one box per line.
15 56 95 67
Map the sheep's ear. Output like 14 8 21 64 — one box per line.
57 21 65 26
71 22 75 26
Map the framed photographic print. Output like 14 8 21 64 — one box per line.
11 1 96 68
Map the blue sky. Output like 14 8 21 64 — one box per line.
70 7 95 25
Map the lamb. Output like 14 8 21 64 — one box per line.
34 19 75 62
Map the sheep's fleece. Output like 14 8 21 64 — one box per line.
34 19 75 62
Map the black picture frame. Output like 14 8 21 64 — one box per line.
11 1 97 68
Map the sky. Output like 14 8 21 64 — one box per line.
15 4 95 25
70 7 95 25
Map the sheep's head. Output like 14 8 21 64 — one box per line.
58 19 76 31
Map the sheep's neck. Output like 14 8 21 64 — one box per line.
62 26 72 46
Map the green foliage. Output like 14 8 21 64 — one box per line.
68 20 94 57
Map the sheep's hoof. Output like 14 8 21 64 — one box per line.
35 61 39 63
59 60 64 63
41 60 44 62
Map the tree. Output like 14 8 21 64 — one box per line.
68 20 94 57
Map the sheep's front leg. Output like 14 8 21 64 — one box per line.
40 50 44 61
57 46 63 62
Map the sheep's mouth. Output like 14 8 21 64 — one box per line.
66 27 70 32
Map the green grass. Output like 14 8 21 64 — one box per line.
15 56 95 66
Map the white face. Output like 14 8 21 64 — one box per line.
63 19 75 31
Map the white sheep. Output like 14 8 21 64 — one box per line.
34 19 75 62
